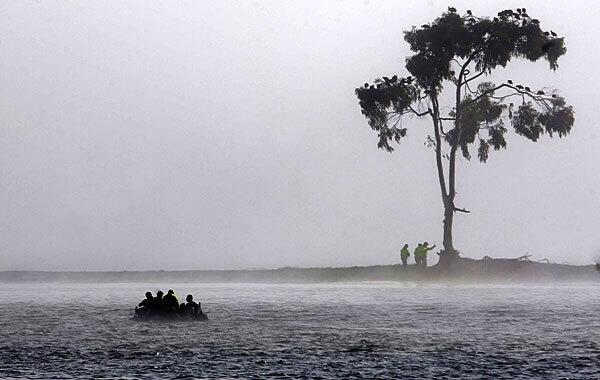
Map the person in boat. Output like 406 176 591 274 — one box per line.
152 290 164 313
162 289 179 313
135 291 154 316
421 242 436 268
180 294 201 315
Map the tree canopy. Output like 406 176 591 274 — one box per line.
356 7 574 162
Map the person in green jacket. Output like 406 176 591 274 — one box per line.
421 242 437 268
414 243 423 266
400 244 410 266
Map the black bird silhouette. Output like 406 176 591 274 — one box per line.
516 8 522 13
552 94 557 98
391 75 398 82
525 86 531 92
507 80 513 84
448 7 457 13
537 90 545 95
421 24 430 28
551 30 557 37
466 9 472 15
516 85 524 90
364 82 369 88
522 8 527 13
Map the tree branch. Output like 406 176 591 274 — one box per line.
462 64 487 85
454 207 471 213
469 83 557 109
408 106 432 117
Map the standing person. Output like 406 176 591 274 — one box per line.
400 244 410 266
414 243 423 267
421 242 437 268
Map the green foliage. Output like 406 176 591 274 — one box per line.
356 7 574 161
355 78 420 151
404 9 566 91
513 97 574 141
448 83 507 160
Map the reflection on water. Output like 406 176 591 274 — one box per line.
1 283 599 379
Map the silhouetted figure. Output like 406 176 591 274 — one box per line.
152 290 164 313
182 294 201 315
400 244 410 266
162 289 179 313
135 291 154 316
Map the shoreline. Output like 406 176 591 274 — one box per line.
1 258 598 284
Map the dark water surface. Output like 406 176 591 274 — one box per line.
1 283 599 379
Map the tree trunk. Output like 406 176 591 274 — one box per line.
443 204 454 251
438 203 460 267
430 95 461 268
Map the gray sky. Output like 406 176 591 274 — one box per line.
1 0 599 270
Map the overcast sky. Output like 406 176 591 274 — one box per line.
0 0 598 270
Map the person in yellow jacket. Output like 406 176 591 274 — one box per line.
420 242 436 268
414 243 423 266
400 244 410 266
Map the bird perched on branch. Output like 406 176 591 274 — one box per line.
507 80 513 84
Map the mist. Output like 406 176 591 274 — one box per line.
1 0 599 271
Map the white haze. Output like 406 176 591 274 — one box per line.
0 0 598 270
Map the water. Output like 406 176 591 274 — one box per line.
1 283 599 379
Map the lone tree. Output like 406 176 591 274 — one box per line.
355 7 574 266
